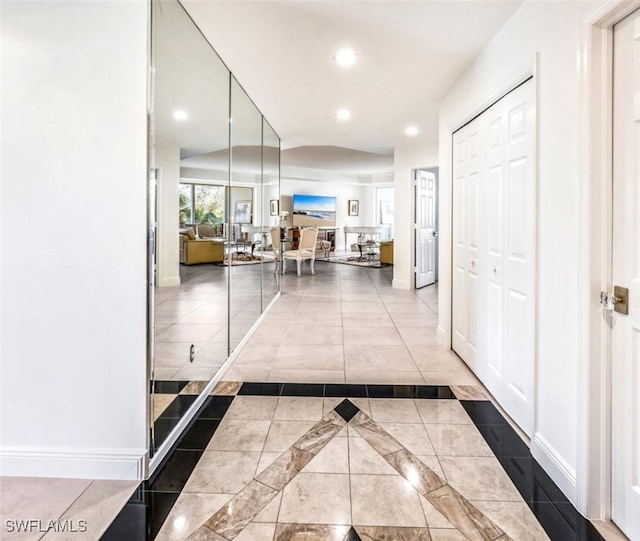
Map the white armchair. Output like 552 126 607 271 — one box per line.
283 227 319 276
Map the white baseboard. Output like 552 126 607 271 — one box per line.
158 276 180 287
0 447 147 480
531 433 577 505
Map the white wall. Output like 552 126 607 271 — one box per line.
393 141 439 290
281 178 373 251
0 1 149 479
438 0 599 506
157 145 181 287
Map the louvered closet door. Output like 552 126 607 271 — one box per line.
452 79 535 436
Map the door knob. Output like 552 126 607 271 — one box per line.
432 231 438 237
600 286 629 314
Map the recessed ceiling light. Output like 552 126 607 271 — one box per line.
173 110 189 121
405 126 419 136
333 48 358 67
335 109 351 120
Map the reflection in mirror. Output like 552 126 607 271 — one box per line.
150 0 230 458
229 77 264 352
262 120 281 309
148 0 280 469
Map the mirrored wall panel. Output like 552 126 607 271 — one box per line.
149 0 279 466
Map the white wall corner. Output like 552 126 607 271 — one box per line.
391 278 411 290
158 276 181 288
531 433 578 505
0 447 148 481
436 324 450 348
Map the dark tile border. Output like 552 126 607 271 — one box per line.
104 386 603 541
461 400 604 541
238 382 455 399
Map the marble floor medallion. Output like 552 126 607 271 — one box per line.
186 400 515 541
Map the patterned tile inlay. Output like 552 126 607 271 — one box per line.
186 399 515 541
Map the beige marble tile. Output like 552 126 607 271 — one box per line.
302 435 349 474
473 501 550 540
378 423 435 456
414 400 473 424
348 436 398 475
591 520 630 541
263 421 318 453
278 473 351 525
224 396 279 420
384 449 447 495
389 313 438 328
234 522 277 541
450 385 490 401
429 529 467 541
153 394 176 421
350 474 427 527
384 302 433 314
256 447 314 491
425 424 494 457
440 457 522 502
344 345 417 372
342 313 395 327
292 413 346 455
341 302 388 314
155 492 233 541
172 365 219 381
206 420 271 452
274 397 324 421
397 327 441 346
185 525 227 540
346 370 426 385
426 485 505 541
252 491 282 523
0 477 92 540
322 397 370 417
40 480 138 541
212 381 242 396
183 451 261 494
179 381 209 395
272 354 345 371
234 344 281 364
369 399 422 423
204 481 278 540
344 327 405 346
274 523 351 541
416 456 446 479
350 417 406 457
267 369 346 383
419 495 456 529
255 452 281 476
356 526 433 541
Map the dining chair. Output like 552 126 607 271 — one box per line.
282 227 319 276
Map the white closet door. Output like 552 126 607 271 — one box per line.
452 79 535 436
611 9 640 540
452 119 482 371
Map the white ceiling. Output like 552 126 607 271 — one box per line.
181 0 523 158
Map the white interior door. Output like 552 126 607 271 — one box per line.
452 79 535 436
415 170 438 288
611 9 640 540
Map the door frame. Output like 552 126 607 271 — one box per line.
577 0 640 519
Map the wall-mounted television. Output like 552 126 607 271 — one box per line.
292 194 337 227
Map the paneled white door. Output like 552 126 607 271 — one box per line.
452 79 535 436
611 9 640 540
415 170 438 288
452 120 482 371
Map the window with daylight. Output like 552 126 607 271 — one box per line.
179 183 226 226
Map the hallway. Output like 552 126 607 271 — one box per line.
1 263 615 540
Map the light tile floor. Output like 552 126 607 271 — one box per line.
0 263 627 540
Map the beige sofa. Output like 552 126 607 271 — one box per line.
180 231 225 265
